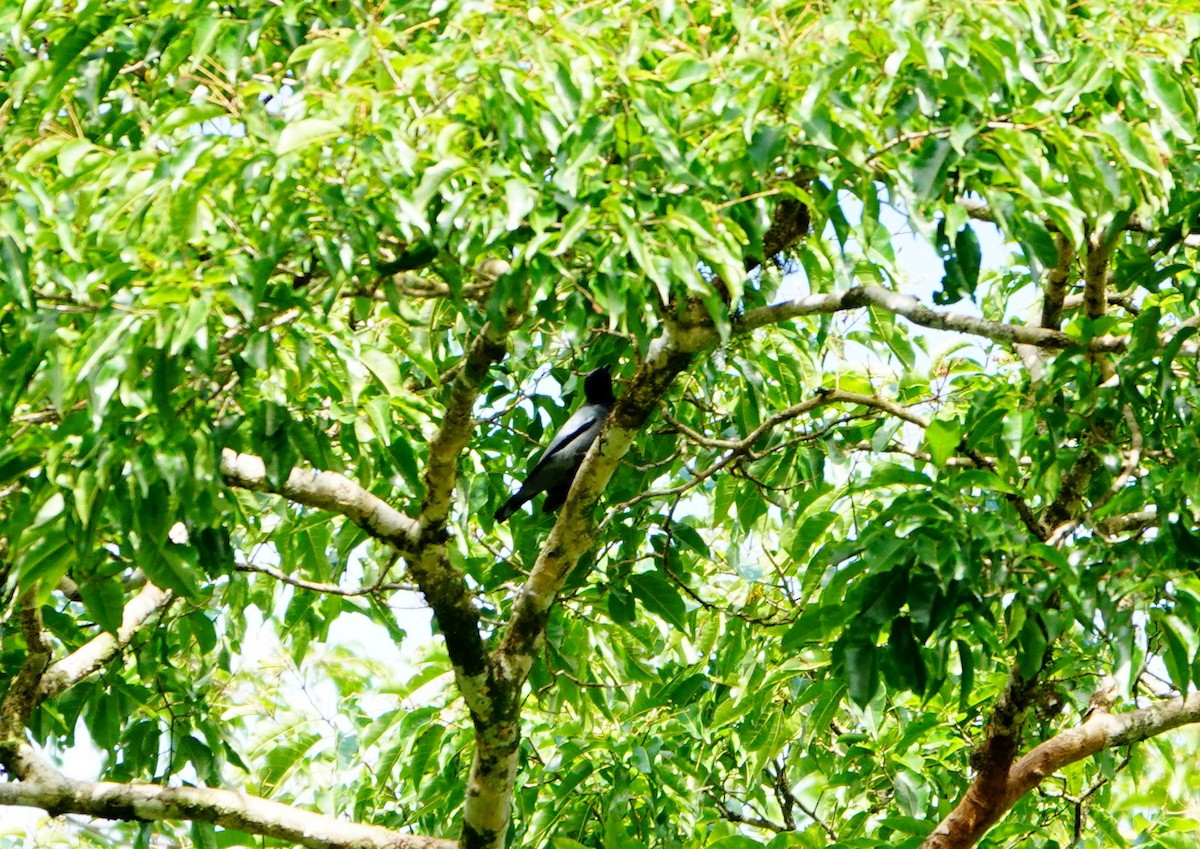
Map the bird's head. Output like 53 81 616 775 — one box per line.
583 366 616 406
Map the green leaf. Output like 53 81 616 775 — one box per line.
955 225 981 290
277 119 342 155
705 838 765 849
840 638 879 708
669 522 710 558
629 572 689 632
191 822 218 849
607 587 636 625
159 104 229 135
407 725 445 792
924 417 962 467
553 761 594 802
957 639 975 713
1016 614 1047 681
261 732 321 793
360 348 404 397
18 537 73 601
887 617 927 696
657 55 709 92
552 839 592 849
90 689 122 749
910 138 954 201
16 136 70 170
1142 62 1195 142
79 579 125 634
1017 219 1060 268
504 179 536 231
0 451 40 484
893 772 926 818
1159 617 1192 693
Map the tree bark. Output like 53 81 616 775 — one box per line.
921 692 1200 849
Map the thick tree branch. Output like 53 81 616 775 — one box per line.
1039 234 1076 331
409 309 526 773
497 317 704 680
737 287 1103 349
971 666 1041 798
735 286 1196 356
1085 232 1115 322
38 583 172 703
420 322 511 528
0 595 50 738
921 690 1200 849
1095 509 1157 535
0 742 452 849
377 282 523 849
219 448 496 716
409 316 518 708
220 450 420 548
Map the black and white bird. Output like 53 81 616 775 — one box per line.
494 366 616 522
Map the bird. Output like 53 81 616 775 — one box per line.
494 366 616 522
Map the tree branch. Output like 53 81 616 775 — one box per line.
1083 229 1118 386
412 311 522 722
450 316 700 848
220 450 420 549
0 742 452 849
921 690 1200 849
38 583 172 703
1039 234 1076 331
972 665 1042 794
1061 292 1139 315
421 312 518 530
719 803 787 833
733 286 1198 356
0 595 50 737
663 388 929 453
233 561 411 596
1095 509 1157 535
497 318 703 680
219 447 497 716
737 287 1092 349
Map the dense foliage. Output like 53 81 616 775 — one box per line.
3 0 1200 848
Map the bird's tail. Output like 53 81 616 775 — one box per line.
494 493 526 523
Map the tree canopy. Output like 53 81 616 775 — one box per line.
3 1 1200 848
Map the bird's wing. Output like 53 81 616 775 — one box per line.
524 405 604 480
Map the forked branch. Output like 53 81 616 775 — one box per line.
921 690 1200 849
